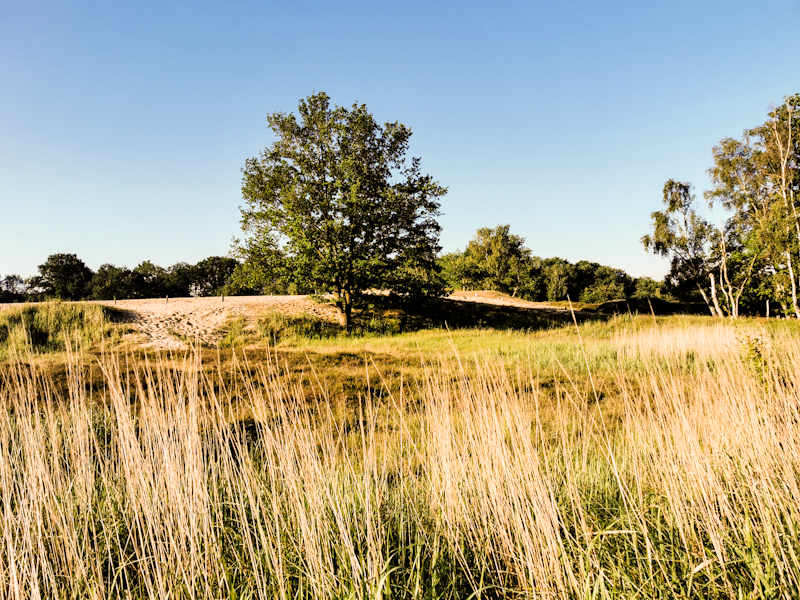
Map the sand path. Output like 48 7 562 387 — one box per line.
94 295 341 350
447 290 570 312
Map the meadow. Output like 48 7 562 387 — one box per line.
0 301 799 598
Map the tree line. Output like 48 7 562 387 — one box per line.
0 92 666 317
438 225 665 303
643 94 799 318
6 91 796 321
0 254 241 302
1 230 661 308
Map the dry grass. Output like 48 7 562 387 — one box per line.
0 318 799 598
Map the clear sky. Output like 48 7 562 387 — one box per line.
1 0 798 279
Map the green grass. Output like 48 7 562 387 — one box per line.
0 302 122 359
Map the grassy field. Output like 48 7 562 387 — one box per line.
0 302 799 598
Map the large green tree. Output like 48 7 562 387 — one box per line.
36 253 94 301
235 92 447 330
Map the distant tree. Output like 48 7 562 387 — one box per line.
571 261 601 300
633 277 668 299
191 256 239 296
37 253 94 300
131 261 168 298
578 265 631 303
438 251 477 291
439 226 547 300
543 258 574 302
225 259 291 296
235 91 447 330
0 275 27 302
463 225 529 294
90 264 134 300
163 263 195 298
642 180 723 315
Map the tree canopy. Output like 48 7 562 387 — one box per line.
440 225 645 304
36 254 94 301
235 92 447 329
0 255 244 302
643 94 799 318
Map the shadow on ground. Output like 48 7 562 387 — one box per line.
351 295 708 333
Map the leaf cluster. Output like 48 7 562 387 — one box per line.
236 92 446 303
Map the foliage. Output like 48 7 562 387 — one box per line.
1 256 249 303
90 264 134 300
575 262 633 303
632 277 671 300
190 256 239 296
235 91 447 330
0 274 26 302
36 253 94 300
458 225 536 294
644 93 800 318
543 257 573 301
440 225 641 303
130 260 169 297
641 180 718 304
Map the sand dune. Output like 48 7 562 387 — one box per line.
95 295 341 349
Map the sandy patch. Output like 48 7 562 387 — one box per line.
446 290 569 312
94 295 340 350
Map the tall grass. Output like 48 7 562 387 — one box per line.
0 322 799 598
0 302 114 359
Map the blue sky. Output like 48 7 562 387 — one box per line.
1 0 798 279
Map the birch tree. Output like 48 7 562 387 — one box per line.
642 180 723 316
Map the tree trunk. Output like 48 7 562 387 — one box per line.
771 108 800 319
696 285 716 317
709 273 724 317
334 306 347 328
786 253 800 319
332 289 353 331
